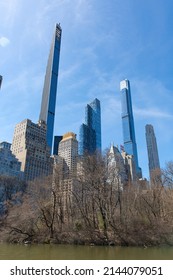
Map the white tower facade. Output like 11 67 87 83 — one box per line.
58 132 78 178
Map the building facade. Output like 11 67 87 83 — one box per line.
79 98 101 155
79 124 96 155
53 135 63 155
0 141 23 178
58 132 78 178
11 119 52 181
120 79 142 178
107 144 127 188
121 151 136 182
39 23 62 153
145 124 160 179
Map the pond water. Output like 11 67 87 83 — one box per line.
0 243 173 260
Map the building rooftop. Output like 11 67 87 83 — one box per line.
61 132 76 141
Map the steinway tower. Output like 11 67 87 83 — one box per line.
39 23 62 153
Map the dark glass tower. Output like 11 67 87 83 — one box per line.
120 79 142 178
79 98 101 155
53 135 63 155
39 24 62 153
145 124 160 177
0 75 2 89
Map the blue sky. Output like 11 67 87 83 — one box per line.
1 0 173 179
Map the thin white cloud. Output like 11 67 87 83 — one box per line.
74 0 93 24
59 63 80 81
0 36 10 47
134 106 173 119
0 0 21 27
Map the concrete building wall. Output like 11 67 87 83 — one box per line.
11 119 52 181
0 141 23 178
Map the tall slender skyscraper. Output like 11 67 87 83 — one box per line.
145 124 160 178
0 75 2 89
120 79 142 178
39 23 62 153
79 98 101 155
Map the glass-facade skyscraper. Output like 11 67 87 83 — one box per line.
120 79 142 178
145 124 160 177
0 75 2 89
79 98 101 155
39 24 62 153
53 135 63 155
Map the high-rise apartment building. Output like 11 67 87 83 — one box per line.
0 141 23 178
39 23 62 153
121 151 136 182
58 132 78 178
79 124 95 155
120 79 142 178
79 98 101 155
107 144 127 188
11 119 52 181
0 75 2 89
145 124 160 178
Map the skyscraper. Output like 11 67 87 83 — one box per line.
79 98 101 155
53 135 63 155
145 124 160 178
11 119 52 181
0 141 23 178
39 23 62 153
107 144 127 188
58 132 78 178
120 79 142 178
0 75 2 89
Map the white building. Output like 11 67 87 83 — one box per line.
0 141 23 178
107 144 127 189
11 119 52 181
121 151 136 182
58 132 78 178
107 144 138 186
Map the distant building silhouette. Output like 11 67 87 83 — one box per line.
0 75 2 89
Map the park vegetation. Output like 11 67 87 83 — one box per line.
1 155 173 247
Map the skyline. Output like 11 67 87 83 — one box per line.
1 0 173 179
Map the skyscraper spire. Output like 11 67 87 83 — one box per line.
39 23 62 153
120 79 142 178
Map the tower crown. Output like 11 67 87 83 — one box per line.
120 79 129 90
62 132 76 141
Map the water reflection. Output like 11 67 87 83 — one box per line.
0 244 173 260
